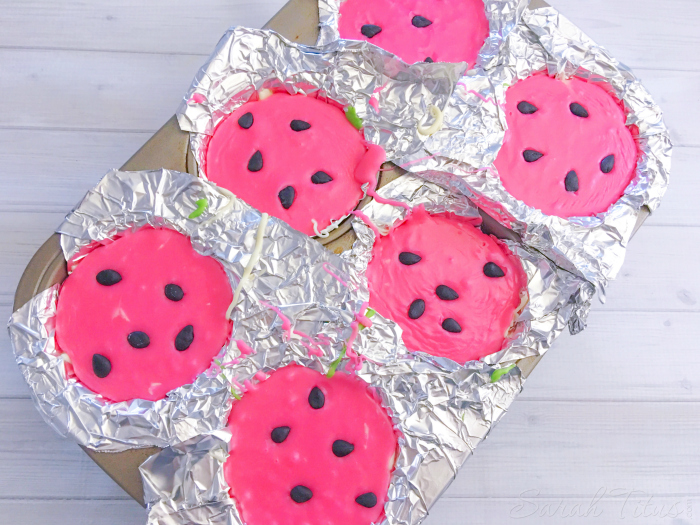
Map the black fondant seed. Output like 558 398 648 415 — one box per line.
96 269 122 286
279 186 296 209
361 24 382 38
569 102 589 118
164 284 184 302
442 318 462 333
517 101 538 115
399 252 422 265
565 170 579 192
290 485 313 504
309 386 325 409
412 15 433 28
436 285 459 301
248 150 263 172
483 262 505 278
408 299 425 320
175 325 194 351
523 149 544 162
128 331 150 349
290 119 311 131
332 440 355 457
92 354 112 378
271 426 291 443
600 154 615 174
356 492 378 508
311 171 333 184
424 57 434 63
238 112 254 129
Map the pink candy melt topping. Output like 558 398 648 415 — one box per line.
338 0 489 65
54 228 233 402
366 207 527 364
225 364 398 525
494 74 639 218
205 93 385 236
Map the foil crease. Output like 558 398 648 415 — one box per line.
396 6 672 288
177 26 467 175
344 174 594 365
9 169 366 451
317 0 529 71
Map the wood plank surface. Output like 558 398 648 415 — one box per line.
1 51 697 147
0 0 697 524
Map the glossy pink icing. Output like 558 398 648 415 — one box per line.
494 74 639 217
55 227 232 402
205 93 385 236
366 206 526 364
338 0 489 65
225 364 398 525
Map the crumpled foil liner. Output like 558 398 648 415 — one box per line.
177 26 467 177
8 168 364 451
141 329 527 525
138 181 592 525
317 0 529 71
344 174 594 364
396 6 672 289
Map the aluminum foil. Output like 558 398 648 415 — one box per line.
138 179 592 525
141 330 526 525
395 6 672 289
317 0 529 71
344 174 594 363
177 26 468 177
9 168 364 451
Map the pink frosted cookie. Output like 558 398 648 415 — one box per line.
338 0 489 65
494 74 639 217
55 227 233 403
205 93 385 236
225 364 398 525
366 207 526 364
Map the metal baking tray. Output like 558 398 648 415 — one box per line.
12 0 649 508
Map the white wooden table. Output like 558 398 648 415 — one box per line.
1 1 698 523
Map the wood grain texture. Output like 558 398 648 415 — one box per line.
1 51 697 147
0 0 696 523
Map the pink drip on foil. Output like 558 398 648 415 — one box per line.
355 301 374 329
261 302 327 357
255 371 267 382
322 262 350 288
344 321 363 371
365 187 413 214
351 210 382 237
295 334 324 357
190 93 207 104
316 333 333 345
236 340 255 356
231 378 245 393
261 302 294 341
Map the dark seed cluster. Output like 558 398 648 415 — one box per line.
397 252 505 334
516 99 618 194
269 386 377 509
92 272 196 378
239 112 335 212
